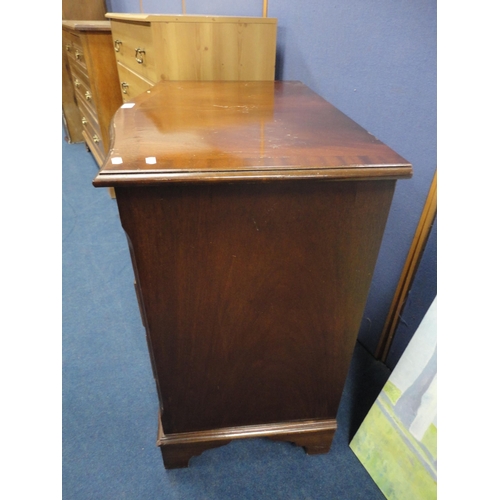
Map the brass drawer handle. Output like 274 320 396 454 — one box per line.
75 50 82 60
92 135 100 144
81 117 87 125
121 82 129 94
74 79 81 88
65 44 71 51
135 48 145 64
114 39 122 52
85 91 92 101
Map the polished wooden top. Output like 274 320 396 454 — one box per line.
105 13 277 24
93 81 412 187
62 20 111 32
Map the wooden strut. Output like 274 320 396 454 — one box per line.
375 169 437 363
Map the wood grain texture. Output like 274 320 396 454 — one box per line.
111 20 157 82
81 31 123 153
62 0 106 21
61 20 112 31
116 179 397 438
115 63 154 103
62 31 83 143
107 14 277 101
106 13 277 23
157 417 336 468
155 21 277 81
94 81 412 187
62 22 123 163
93 81 412 468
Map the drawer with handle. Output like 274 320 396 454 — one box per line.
111 20 156 81
75 91 100 131
82 128 106 167
78 109 101 140
66 36 87 71
63 31 76 57
80 109 106 164
72 74 94 111
116 62 154 102
68 61 91 93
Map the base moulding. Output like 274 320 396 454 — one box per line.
157 417 337 469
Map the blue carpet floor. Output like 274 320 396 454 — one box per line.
62 125 390 499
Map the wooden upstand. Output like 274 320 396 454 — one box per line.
93 81 412 469
106 13 277 102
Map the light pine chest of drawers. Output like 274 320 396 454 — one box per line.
106 13 277 102
62 21 123 167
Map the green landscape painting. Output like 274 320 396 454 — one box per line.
350 297 437 500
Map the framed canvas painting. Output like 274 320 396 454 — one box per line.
350 297 437 499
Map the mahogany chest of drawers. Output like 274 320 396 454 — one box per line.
93 81 412 469
62 21 123 167
106 13 277 102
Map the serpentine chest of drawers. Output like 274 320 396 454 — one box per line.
62 20 123 167
93 81 412 469
106 13 277 102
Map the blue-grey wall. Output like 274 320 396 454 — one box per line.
105 0 437 363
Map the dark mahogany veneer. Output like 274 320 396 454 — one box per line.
93 81 412 469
